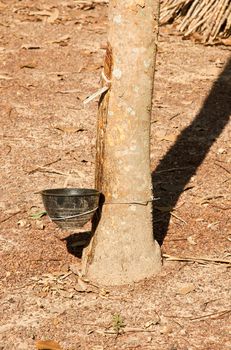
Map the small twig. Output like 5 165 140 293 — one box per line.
56 89 81 94
170 211 187 224
202 298 221 312
165 309 231 321
27 158 62 174
83 86 109 105
200 195 224 205
4 145 11 155
214 162 231 175
155 166 193 174
0 210 25 224
169 112 181 120
104 327 157 334
28 167 68 176
211 204 231 211
31 258 62 262
163 254 231 265
43 157 62 167
58 272 73 280
190 309 231 321
167 238 188 242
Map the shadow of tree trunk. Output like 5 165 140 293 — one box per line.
152 58 231 245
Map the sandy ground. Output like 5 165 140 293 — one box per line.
0 1 230 349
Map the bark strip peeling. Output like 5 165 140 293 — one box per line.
95 43 113 191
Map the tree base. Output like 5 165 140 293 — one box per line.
82 204 162 286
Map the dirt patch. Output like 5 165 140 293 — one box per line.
0 1 230 350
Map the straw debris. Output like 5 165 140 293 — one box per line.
160 0 231 44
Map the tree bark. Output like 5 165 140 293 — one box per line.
82 0 161 285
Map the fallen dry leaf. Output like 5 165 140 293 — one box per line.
54 126 85 134
47 8 59 23
35 220 45 230
79 62 102 72
20 63 37 69
187 236 197 245
36 340 63 350
69 264 81 276
190 32 203 43
160 324 173 334
56 89 81 94
178 283 195 295
76 277 92 292
0 74 13 80
154 129 166 139
17 219 30 228
21 44 41 50
99 288 109 296
0 1 6 9
181 100 193 106
51 34 71 45
220 38 231 46
136 0 145 7
29 9 59 24
163 134 178 142
154 130 178 142
217 148 226 154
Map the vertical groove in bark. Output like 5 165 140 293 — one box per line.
82 44 113 273
95 43 113 191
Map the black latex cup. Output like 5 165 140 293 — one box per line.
41 188 100 229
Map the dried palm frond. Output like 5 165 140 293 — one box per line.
160 0 231 44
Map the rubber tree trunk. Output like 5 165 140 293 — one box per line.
82 0 161 285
